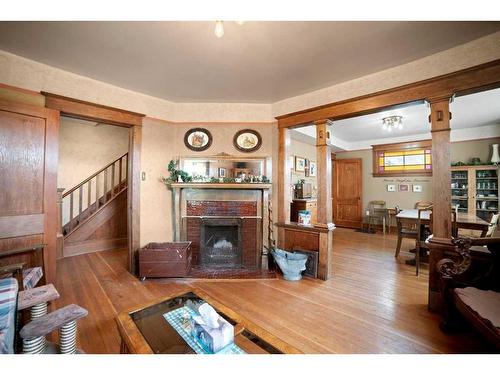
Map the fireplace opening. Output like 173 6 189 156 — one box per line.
200 218 242 269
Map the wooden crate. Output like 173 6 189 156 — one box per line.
139 242 192 278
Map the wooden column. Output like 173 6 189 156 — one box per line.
315 120 334 279
128 125 141 275
429 96 452 239
315 120 333 225
277 127 291 248
427 95 453 312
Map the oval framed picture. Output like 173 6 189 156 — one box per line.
233 129 262 153
184 128 212 152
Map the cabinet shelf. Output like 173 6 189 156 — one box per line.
451 165 499 218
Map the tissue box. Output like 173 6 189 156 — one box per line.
190 312 234 353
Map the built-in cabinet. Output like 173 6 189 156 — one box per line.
451 165 499 221
290 199 317 224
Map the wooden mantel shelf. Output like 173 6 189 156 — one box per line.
170 183 272 190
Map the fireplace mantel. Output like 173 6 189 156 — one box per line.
170 183 272 190
170 183 272 271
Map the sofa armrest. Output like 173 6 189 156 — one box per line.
19 304 88 340
436 237 473 279
18 283 60 311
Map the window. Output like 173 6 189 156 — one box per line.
372 140 432 177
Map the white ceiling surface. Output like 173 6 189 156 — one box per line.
0 21 499 103
293 88 500 151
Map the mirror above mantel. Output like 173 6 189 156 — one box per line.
179 153 271 182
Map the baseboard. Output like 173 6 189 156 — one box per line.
63 237 127 258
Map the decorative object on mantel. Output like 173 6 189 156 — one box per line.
233 129 262 153
294 156 305 172
218 168 226 178
491 144 500 165
270 249 308 281
162 159 270 187
184 128 213 152
162 160 193 186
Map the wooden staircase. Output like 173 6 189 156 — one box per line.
59 153 129 257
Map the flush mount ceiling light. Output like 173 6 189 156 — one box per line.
214 21 244 38
382 115 403 132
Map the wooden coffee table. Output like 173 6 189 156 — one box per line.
115 288 301 354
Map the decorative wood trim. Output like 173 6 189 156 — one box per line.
276 59 500 127
315 120 332 225
0 214 44 239
43 109 60 284
42 92 145 127
128 125 141 274
277 127 291 229
170 183 272 190
430 98 452 240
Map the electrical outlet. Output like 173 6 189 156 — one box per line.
141 171 146 181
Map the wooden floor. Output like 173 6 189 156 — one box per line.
54 228 491 353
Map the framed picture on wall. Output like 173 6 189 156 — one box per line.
307 161 317 177
295 156 306 172
233 129 262 153
399 184 410 192
412 184 423 193
184 128 212 152
387 184 396 192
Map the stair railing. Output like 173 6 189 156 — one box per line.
61 153 128 234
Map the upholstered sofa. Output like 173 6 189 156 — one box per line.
437 237 500 350
0 278 18 354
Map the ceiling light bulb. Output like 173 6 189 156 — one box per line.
382 122 387 130
387 126 392 132
398 122 403 130
215 21 224 38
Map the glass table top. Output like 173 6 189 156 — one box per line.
130 292 282 354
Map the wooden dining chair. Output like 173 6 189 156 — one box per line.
415 205 433 276
415 201 433 209
368 200 387 234
484 213 499 238
395 206 419 258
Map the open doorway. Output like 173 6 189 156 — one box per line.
58 116 130 258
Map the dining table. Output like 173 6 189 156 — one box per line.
395 209 491 265
396 209 491 235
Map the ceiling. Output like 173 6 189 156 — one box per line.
0 21 499 103
293 87 500 149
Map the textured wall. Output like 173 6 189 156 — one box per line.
58 117 129 190
140 119 278 245
336 138 500 217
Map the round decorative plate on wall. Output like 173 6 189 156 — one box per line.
184 128 212 152
233 129 262 153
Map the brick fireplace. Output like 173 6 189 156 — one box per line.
171 183 271 273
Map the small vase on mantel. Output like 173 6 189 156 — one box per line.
491 144 500 165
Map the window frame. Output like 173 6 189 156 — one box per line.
372 140 432 177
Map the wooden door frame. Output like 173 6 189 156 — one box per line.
333 158 363 229
42 92 145 275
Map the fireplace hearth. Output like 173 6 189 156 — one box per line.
200 218 242 269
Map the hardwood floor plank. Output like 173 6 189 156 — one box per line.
54 228 491 353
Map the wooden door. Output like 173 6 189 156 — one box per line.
333 158 362 228
0 99 59 283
